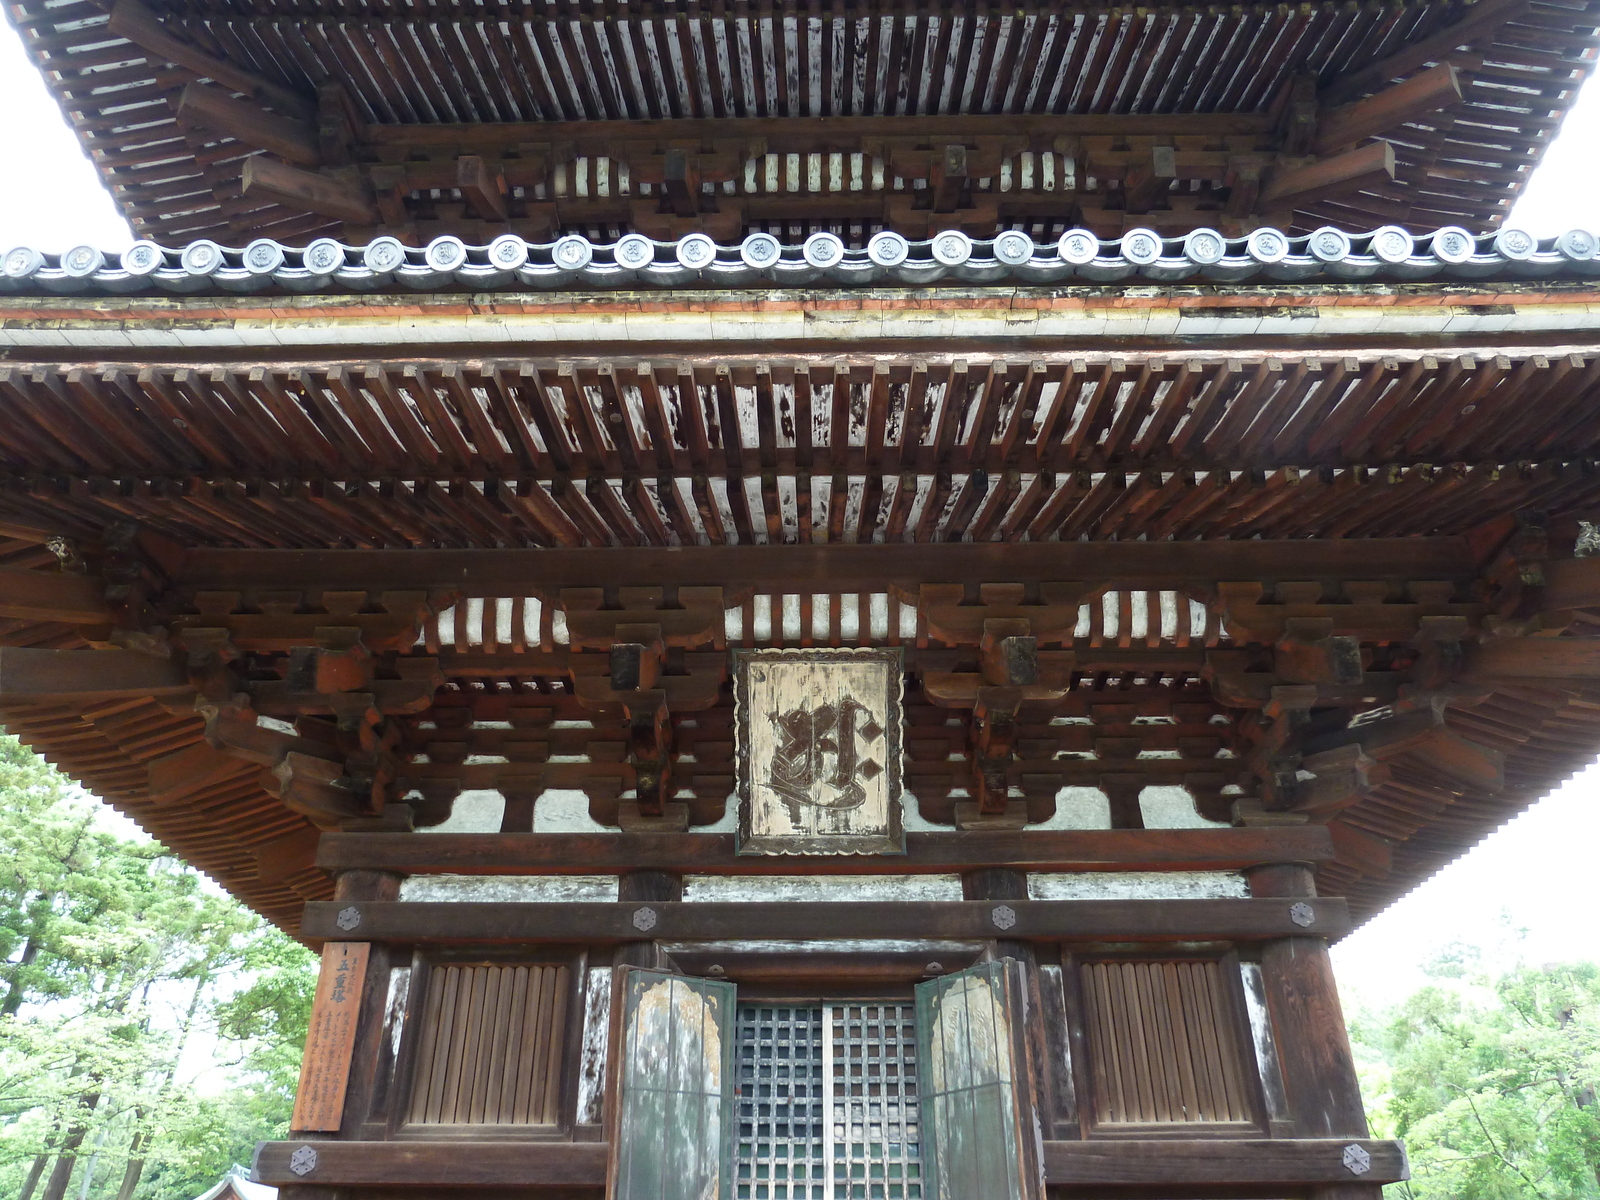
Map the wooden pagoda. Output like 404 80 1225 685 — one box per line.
3 0 1600 1195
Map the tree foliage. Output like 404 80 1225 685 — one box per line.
1353 949 1600 1200
0 734 317 1200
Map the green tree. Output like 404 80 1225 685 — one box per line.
1353 957 1600 1200
0 735 317 1200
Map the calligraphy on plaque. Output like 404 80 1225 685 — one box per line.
291 940 370 1132
735 648 904 855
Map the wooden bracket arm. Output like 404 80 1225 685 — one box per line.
241 156 379 225
176 82 321 165
1314 63 1462 155
1260 142 1396 208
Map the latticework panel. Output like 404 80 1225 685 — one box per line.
736 1004 828 1200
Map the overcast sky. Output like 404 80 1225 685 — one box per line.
3 22 1600 1009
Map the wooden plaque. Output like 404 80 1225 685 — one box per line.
734 648 904 855
291 940 370 1132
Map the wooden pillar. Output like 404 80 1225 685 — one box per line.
1101 776 1146 829
274 869 401 1198
331 870 403 1138
1248 865 1371 1141
961 868 1068 1139
961 867 1029 903
615 870 681 970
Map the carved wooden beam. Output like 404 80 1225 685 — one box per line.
1461 636 1600 681
1214 580 1485 644
1540 557 1600 611
359 112 1275 158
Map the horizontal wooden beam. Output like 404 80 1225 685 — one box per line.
1043 1138 1409 1191
0 569 108 625
1540 557 1600 610
1314 63 1462 154
176 82 321 166
300 896 1350 943
318 827 1336 876
0 647 190 701
362 111 1275 157
253 1140 606 1188
1461 636 1600 681
1261 142 1395 207
177 538 1478 596
436 646 1218 680
240 155 378 224
253 1137 1406 1189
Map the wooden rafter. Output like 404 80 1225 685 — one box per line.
10 0 1589 241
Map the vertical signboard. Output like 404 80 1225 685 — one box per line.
291 941 370 1132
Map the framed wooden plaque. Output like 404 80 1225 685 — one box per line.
734 647 905 855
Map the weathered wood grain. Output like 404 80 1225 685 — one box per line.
1260 938 1370 1139
251 1136 1407 1187
291 941 370 1132
253 1139 609 1187
1041 1138 1408 1186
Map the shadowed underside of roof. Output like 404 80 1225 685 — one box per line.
6 0 1598 244
1 337 1599 930
0 686 329 929
4 349 1600 553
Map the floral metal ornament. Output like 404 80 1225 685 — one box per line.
1343 1144 1372 1176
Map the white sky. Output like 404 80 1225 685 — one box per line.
3 21 1600 1006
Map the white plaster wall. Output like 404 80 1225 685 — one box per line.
399 874 620 902
690 802 737 833
680 874 963 903
419 788 504 833
1031 787 1114 829
1140 784 1231 829
533 788 616 833
1029 870 1248 900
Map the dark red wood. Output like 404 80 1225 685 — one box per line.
316 828 1337 877
299 897 1352 944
